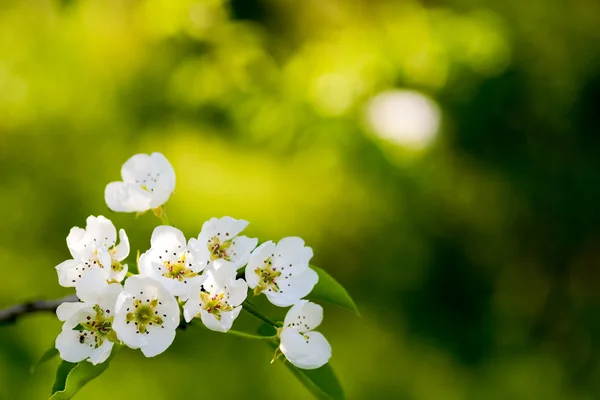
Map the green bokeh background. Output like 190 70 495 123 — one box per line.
1 0 600 399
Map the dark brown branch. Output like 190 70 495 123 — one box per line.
0 295 79 326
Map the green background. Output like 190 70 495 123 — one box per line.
1 0 600 398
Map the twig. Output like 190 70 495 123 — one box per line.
0 295 78 325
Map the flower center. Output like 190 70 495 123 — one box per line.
75 305 116 347
162 253 197 281
200 291 233 321
126 298 164 334
253 259 281 295
207 236 232 261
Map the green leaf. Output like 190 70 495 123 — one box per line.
31 346 59 374
308 266 360 316
49 346 120 399
264 336 345 400
51 361 77 395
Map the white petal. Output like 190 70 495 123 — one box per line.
151 225 186 249
245 241 276 289
105 181 153 213
200 307 242 333
183 285 202 323
197 217 250 252
267 267 319 307
280 328 331 370
187 237 211 267
140 326 176 357
274 237 313 276
88 340 114 365
56 259 84 287
120 152 175 210
283 300 323 332
97 249 112 270
55 329 93 363
110 263 128 283
228 236 258 269
56 302 87 321
97 283 124 312
114 229 130 261
85 216 117 247
66 227 86 258
75 268 108 303
226 279 248 307
113 296 144 349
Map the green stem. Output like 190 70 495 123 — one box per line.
161 208 171 226
227 329 276 341
242 300 281 327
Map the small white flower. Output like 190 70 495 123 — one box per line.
279 300 331 370
245 237 317 307
188 216 258 270
55 269 123 365
183 260 247 332
112 275 180 357
56 216 129 288
138 226 205 299
105 152 175 213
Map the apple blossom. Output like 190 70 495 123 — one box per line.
183 260 247 332
112 275 180 357
105 152 175 213
188 216 258 270
55 269 123 365
55 215 129 287
279 300 331 370
138 226 205 299
245 237 317 307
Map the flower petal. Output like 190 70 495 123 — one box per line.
267 267 318 307
88 340 114 365
283 300 323 332
56 259 84 287
105 181 153 213
114 229 130 261
280 328 331 370
55 328 93 363
56 302 88 322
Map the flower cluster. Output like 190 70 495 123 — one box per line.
54 152 332 370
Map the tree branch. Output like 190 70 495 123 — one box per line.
0 295 78 326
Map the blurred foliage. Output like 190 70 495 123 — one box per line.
1 0 600 399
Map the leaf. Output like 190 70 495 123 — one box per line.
51 361 77 395
31 346 59 374
308 266 360 316
264 335 345 400
49 346 120 399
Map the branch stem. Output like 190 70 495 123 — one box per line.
0 295 78 325
241 300 281 327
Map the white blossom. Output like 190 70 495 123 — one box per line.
279 301 331 370
183 260 247 332
105 152 175 213
188 217 258 271
112 275 180 357
138 226 205 299
245 237 317 307
56 215 129 288
55 269 123 365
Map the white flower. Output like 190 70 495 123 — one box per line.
138 226 205 299
105 152 175 213
55 269 123 365
188 216 258 270
183 260 247 332
56 215 130 287
279 300 331 370
112 275 180 357
245 237 317 307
